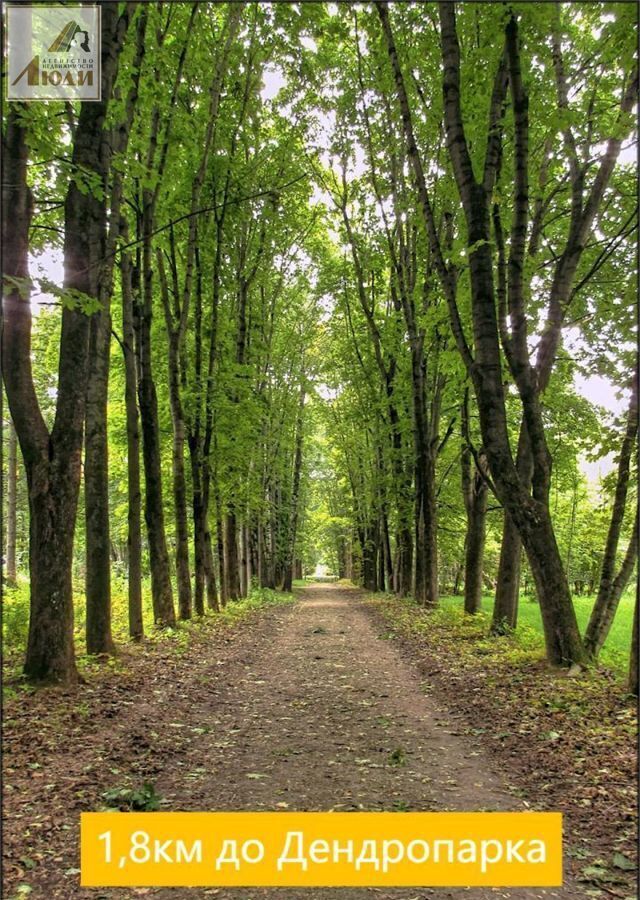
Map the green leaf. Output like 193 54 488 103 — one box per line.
612 853 635 871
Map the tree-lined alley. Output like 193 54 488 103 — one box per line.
2 3 637 687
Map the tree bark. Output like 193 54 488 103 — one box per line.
585 373 638 657
360 525 378 593
85 303 116 654
204 520 219 610
461 423 488 615
120 248 143 641
491 427 533 633
189 438 207 616
491 514 521 631
282 384 306 593
226 514 241 601
629 587 639 696
587 509 639 658
410 330 438 607
157 250 192 620
6 420 18 585
137 200 175 628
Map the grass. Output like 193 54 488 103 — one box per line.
2 577 295 688
3 575 632 676
435 589 634 674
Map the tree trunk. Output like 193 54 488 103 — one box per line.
461 440 488 615
283 384 305 593
217 517 228 604
463 489 488 614
204 520 219 610
239 523 248 598
192 455 219 615
168 358 192 620
84 5 147 655
585 509 639 658
85 305 115 655
585 372 638 657
411 336 438 607
491 422 533 633
120 250 143 641
189 437 207 616
137 200 175 627
171 402 193 618
491 514 521 631
361 524 378 592
24 464 81 682
157 252 192 621
6 420 18 585
629 587 638 696
226 513 241 600
452 562 463 596
396 525 413 597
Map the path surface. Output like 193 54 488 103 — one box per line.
4 584 581 899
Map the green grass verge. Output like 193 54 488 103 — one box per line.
423 590 634 675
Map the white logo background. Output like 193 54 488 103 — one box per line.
7 5 101 101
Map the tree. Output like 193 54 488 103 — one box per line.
2 3 131 682
585 370 639 657
5 418 18 586
85 4 146 655
461 394 488 615
376 0 635 666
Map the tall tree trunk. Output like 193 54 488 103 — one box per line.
204 516 219 610
586 510 639 658
170 380 192 619
463 484 488 614
244 523 252 596
85 304 115 654
491 426 532 633
585 373 638 657
189 438 207 616
461 427 488 614
157 253 192 620
239 523 248 598
629 587 639 697
155 9 240 619
215 474 228 605
410 335 437 607
396 525 413 597
361 524 379 592
6 420 18 585
226 513 241 600
282 384 305 593
2 6 128 682
381 508 393 592
120 249 143 641
492 514 522 632
137 200 175 628
217 519 228 604
85 5 146 655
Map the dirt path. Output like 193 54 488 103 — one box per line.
4 584 580 900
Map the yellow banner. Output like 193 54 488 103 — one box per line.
81 811 562 887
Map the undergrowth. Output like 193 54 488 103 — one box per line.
2 580 294 694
